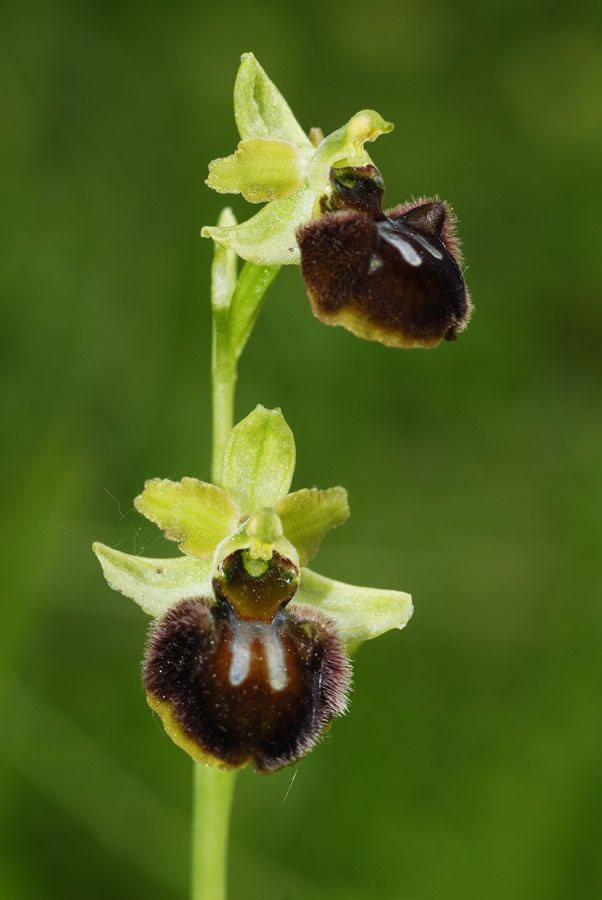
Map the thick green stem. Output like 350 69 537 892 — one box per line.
191 765 236 900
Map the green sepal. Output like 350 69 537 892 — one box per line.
221 405 296 513
201 188 314 266
207 138 308 203
134 478 240 559
234 52 311 149
275 487 349 566
93 543 214 617
293 568 413 645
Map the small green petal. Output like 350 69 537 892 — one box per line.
309 109 394 208
221 405 296 513
134 478 240 559
207 138 308 203
234 52 312 149
201 188 313 265
293 568 413 645
275 487 350 566
93 543 214 617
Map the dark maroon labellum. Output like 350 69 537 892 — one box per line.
144 550 350 773
297 166 472 348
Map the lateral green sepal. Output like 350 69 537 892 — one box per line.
93 543 214 617
292 568 413 645
201 188 313 265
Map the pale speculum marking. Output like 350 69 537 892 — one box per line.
262 628 287 691
229 627 252 686
386 231 422 267
413 232 443 259
228 621 288 692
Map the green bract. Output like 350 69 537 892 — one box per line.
201 53 393 266
94 405 412 647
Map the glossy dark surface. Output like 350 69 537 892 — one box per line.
213 550 299 623
299 168 470 347
324 165 385 217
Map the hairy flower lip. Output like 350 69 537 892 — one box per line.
144 595 352 772
297 170 471 350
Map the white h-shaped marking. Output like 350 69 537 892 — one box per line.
228 622 288 692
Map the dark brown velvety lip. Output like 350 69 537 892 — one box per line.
143 550 351 773
298 166 471 348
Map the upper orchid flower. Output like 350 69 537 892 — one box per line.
201 52 393 268
201 53 472 349
94 406 412 773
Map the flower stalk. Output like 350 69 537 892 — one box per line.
211 323 236 486
191 765 237 900
210 208 280 482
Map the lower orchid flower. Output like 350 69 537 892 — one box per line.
94 405 412 773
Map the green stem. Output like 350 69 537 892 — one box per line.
191 765 236 900
211 323 237 484
211 260 281 485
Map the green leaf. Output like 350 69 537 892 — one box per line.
276 487 350 566
134 478 240 559
207 138 308 203
293 568 413 645
234 52 311 148
201 187 313 265
221 405 296 512
228 261 281 359
93 543 214 617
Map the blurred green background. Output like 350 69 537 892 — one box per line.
2 0 602 898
